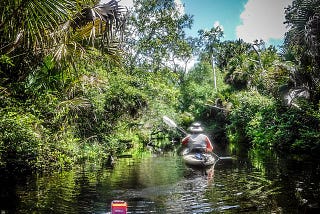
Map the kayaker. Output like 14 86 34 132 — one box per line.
181 122 213 153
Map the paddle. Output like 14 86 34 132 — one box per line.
162 116 188 135
212 153 233 161
162 115 233 161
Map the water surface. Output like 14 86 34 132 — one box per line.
0 151 319 213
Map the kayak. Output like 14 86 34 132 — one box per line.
182 149 216 167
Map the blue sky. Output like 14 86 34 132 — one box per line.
181 0 247 40
116 0 293 47
180 0 293 47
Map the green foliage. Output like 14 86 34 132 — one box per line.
0 55 14 66
246 107 294 150
104 70 148 122
284 0 320 102
253 47 292 95
226 89 320 153
291 102 320 152
0 0 127 172
2 0 320 174
0 97 86 172
198 26 224 61
0 110 43 170
0 0 126 95
0 0 192 173
217 40 291 94
124 0 193 72
209 28 320 154
226 90 274 145
248 105 320 153
216 40 252 89
180 62 215 116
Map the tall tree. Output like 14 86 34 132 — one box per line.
123 0 193 73
198 26 223 90
284 0 320 103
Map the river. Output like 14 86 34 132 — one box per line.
0 147 319 213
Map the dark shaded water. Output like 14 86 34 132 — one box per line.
1 150 320 213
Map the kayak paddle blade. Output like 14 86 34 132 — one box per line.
218 156 233 160
163 116 177 128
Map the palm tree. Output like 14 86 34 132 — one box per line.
198 26 224 91
0 0 126 71
284 0 320 102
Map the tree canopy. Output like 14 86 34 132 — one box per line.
1 0 320 173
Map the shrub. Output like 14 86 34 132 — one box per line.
227 90 275 145
0 110 43 171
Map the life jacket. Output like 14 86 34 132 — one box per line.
187 134 207 152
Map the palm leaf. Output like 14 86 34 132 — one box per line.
0 0 76 54
1 0 126 59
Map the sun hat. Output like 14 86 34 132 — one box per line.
189 122 203 133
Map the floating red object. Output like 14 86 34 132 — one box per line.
111 200 127 214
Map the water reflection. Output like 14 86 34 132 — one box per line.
0 150 320 213
107 153 215 213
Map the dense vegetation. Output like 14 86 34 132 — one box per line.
1 0 319 173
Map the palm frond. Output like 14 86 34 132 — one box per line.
51 0 127 63
0 0 76 54
1 0 127 61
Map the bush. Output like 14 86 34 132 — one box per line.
0 110 43 171
227 90 320 153
227 90 275 145
246 106 296 150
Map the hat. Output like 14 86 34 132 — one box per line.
189 122 203 133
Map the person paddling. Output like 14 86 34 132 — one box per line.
181 122 213 153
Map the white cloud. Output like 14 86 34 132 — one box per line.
101 0 133 8
118 0 134 8
174 0 185 15
236 0 293 43
213 21 224 32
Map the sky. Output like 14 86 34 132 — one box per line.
180 0 293 47
117 0 293 47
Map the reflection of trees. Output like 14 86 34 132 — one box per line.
109 154 184 188
18 167 112 213
8 152 319 213
248 148 280 176
207 169 284 212
17 171 78 213
248 148 320 212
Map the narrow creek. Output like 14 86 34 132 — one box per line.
1 148 319 213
